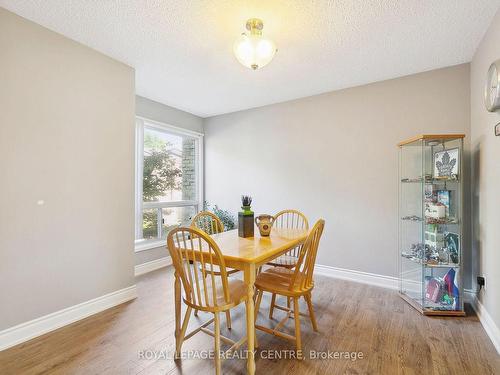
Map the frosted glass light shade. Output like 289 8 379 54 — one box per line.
233 33 277 70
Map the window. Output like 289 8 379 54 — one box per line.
135 117 203 251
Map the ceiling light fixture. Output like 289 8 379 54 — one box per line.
233 18 277 70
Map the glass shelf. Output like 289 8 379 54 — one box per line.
423 300 459 312
401 178 460 183
400 255 459 268
424 218 459 225
401 217 459 225
401 216 423 221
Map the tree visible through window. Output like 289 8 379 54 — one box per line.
143 131 182 201
135 120 201 247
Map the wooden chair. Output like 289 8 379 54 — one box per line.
266 209 309 268
266 209 309 316
167 227 249 375
191 211 224 235
191 211 239 327
254 219 325 356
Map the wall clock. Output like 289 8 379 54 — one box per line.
485 59 500 112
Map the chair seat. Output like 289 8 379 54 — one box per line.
266 254 298 268
198 263 240 276
255 266 312 297
184 278 247 312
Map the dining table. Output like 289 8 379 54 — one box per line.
173 226 309 375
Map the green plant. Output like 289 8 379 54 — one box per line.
142 210 158 239
204 201 236 231
241 195 252 207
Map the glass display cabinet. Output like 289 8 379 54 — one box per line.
398 134 465 316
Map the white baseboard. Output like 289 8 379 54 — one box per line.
135 256 172 277
464 288 475 304
0 285 137 352
467 292 500 355
315 264 398 290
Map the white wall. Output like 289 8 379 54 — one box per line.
136 95 204 134
204 64 470 279
0 8 136 330
470 7 500 339
135 96 204 266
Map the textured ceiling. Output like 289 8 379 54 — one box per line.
2 1 499 117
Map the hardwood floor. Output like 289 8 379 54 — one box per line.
1 267 499 374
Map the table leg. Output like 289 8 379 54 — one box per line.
244 263 256 375
174 273 181 358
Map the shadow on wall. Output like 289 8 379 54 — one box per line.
462 147 473 290
471 141 482 292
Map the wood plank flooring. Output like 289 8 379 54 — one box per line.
0 267 498 374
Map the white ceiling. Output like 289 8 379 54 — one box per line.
2 1 499 117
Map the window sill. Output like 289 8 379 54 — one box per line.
135 239 167 252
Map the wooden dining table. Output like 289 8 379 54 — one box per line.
173 227 309 375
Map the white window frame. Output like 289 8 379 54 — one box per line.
135 116 204 252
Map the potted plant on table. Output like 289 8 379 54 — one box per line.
238 195 254 238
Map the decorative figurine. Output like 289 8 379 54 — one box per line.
402 240 460 266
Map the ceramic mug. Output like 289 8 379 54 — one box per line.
255 214 275 236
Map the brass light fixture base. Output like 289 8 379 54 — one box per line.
246 18 263 35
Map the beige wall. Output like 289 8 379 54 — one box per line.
0 8 136 330
470 8 500 337
204 64 471 280
134 96 204 266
